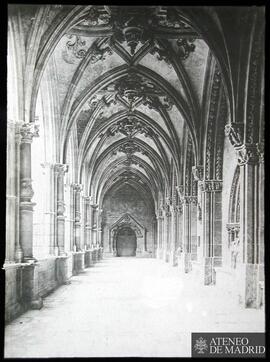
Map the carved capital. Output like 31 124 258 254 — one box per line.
199 180 222 192
176 203 183 214
57 200 65 215
236 143 260 166
192 165 203 181
224 123 244 148
182 196 197 205
256 143 264 164
54 163 69 175
20 123 39 143
72 183 83 192
176 185 184 198
20 178 34 201
226 223 240 233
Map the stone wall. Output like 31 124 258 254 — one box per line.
102 184 155 257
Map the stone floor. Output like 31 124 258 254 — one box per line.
4 257 265 357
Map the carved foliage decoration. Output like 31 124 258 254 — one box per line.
104 72 174 111
106 116 155 139
205 66 222 180
62 36 112 64
20 123 39 143
176 38 196 60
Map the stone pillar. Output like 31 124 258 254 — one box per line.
237 144 263 308
162 206 170 262
54 164 68 255
83 196 91 249
19 123 39 261
169 205 177 266
91 204 98 247
225 124 264 307
199 180 223 285
73 183 83 251
182 197 192 273
14 128 23 263
72 183 84 273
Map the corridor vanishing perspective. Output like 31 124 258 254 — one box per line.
5 5 265 358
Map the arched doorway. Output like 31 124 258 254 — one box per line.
116 227 137 257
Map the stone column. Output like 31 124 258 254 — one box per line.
54 164 68 255
225 124 264 307
14 128 23 263
83 196 91 248
169 204 177 266
237 143 263 307
91 204 98 247
19 123 43 309
182 197 192 273
72 183 84 273
199 180 223 285
83 196 91 267
162 206 170 262
19 123 39 261
73 183 83 251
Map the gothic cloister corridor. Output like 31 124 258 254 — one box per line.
5 5 265 358
4 257 264 358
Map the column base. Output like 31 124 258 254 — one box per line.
56 255 72 284
245 263 264 308
184 253 192 273
72 251 85 275
169 250 178 266
21 262 43 310
204 257 216 285
84 250 91 267
30 297 43 310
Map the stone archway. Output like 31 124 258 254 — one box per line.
116 226 137 257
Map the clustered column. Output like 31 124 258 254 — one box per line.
54 164 68 255
199 180 223 285
83 196 91 249
19 123 39 261
238 143 264 307
73 183 83 251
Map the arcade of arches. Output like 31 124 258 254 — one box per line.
5 4 264 345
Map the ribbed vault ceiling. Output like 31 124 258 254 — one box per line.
40 5 211 208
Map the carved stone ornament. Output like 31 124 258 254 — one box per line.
115 139 143 157
20 123 39 143
54 163 69 175
63 36 113 64
176 38 196 60
149 40 171 65
236 143 260 166
176 185 184 198
111 213 144 238
20 178 34 201
226 223 240 233
256 142 264 163
192 165 203 181
106 115 154 139
72 183 83 192
224 123 244 148
182 196 197 205
199 180 222 192
105 72 174 111
112 8 152 55
57 200 65 215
